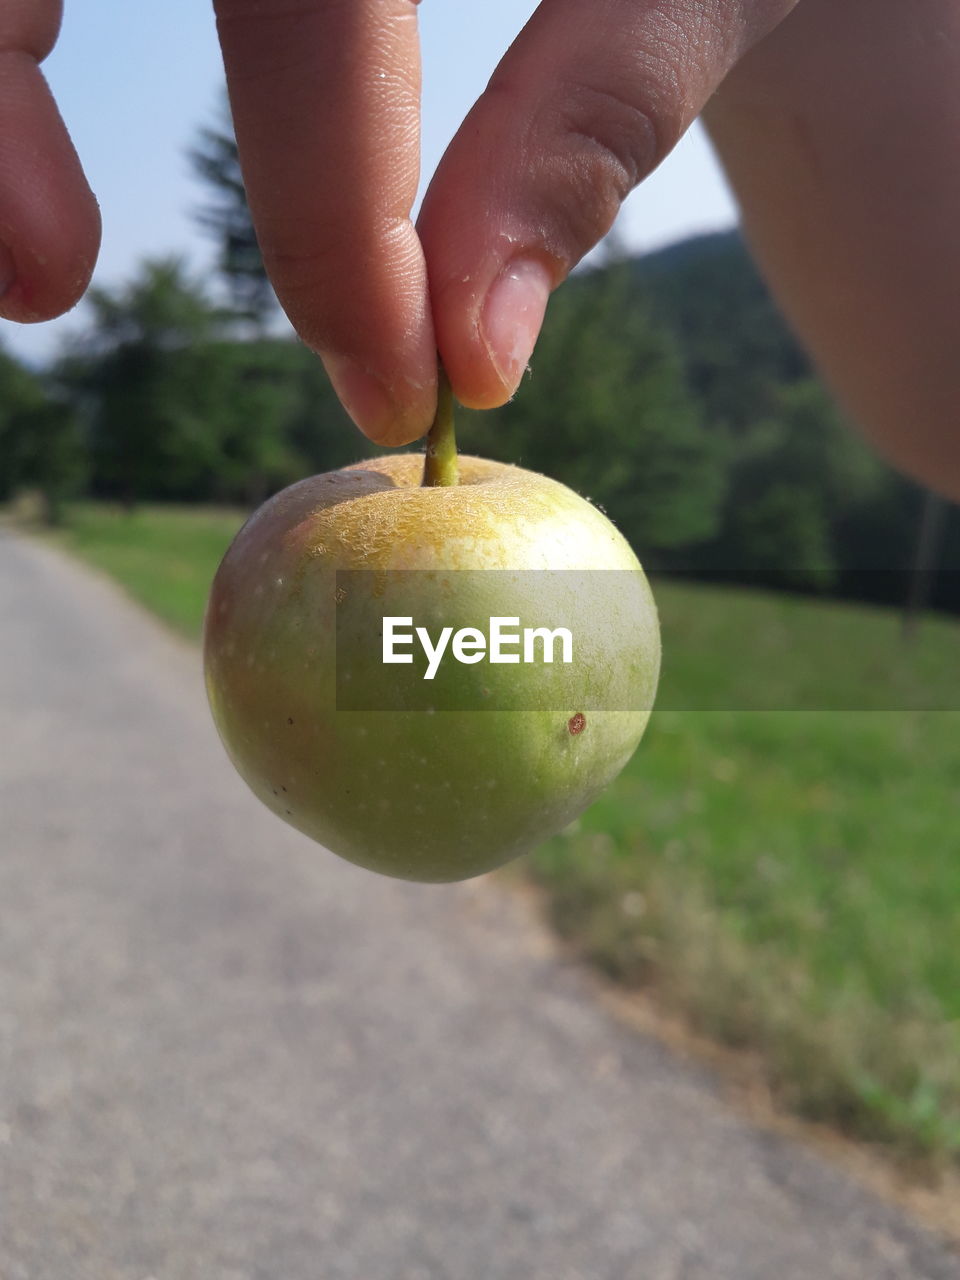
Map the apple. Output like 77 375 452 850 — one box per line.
203 452 660 882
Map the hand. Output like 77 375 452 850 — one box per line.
210 0 797 444
3 1 960 498
0 0 796 441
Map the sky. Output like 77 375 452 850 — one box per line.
0 0 739 366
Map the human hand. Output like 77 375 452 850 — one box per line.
1 0 798 443
6 1 960 498
211 0 799 444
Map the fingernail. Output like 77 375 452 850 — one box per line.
481 257 552 394
0 243 15 299
323 354 395 440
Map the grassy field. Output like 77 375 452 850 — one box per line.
39 502 960 1169
42 502 248 637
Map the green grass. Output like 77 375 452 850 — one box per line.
38 503 960 1169
534 584 960 1169
44 502 248 637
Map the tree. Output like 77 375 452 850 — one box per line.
631 230 811 434
0 346 87 521
712 379 887 588
76 257 226 355
188 92 275 329
54 257 372 508
901 491 948 642
4 401 88 524
0 346 47 501
458 262 725 557
56 258 231 505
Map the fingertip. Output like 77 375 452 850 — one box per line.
0 222 99 324
478 255 552 401
323 354 396 440
0 53 101 323
433 253 555 411
323 353 437 448
216 0 433 450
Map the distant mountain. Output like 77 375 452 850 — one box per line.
627 230 812 432
620 230 960 604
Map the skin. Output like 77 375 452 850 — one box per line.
203 455 660 881
2 0 959 495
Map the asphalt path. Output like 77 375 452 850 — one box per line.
1 527 957 1280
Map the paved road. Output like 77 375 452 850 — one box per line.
1 528 957 1280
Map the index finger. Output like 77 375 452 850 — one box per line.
0 0 100 322
213 0 437 445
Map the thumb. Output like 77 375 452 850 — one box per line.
418 0 799 409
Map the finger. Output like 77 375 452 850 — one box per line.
0 0 101 322
213 0 436 446
418 0 799 410
703 0 960 498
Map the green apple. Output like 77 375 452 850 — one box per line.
203 451 660 882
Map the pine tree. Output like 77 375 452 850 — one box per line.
188 92 275 329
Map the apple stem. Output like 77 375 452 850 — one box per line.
422 364 459 487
